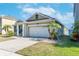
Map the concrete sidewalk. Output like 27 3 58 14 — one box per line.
0 49 21 56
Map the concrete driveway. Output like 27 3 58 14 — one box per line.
0 37 38 52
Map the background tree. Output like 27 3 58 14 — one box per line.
73 21 79 33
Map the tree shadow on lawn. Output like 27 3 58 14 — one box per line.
55 36 79 48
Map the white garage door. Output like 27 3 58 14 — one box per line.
29 27 49 37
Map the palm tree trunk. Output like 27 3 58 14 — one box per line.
48 28 51 39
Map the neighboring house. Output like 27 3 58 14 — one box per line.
74 3 79 21
63 27 69 35
0 15 16 35
15 13 69 38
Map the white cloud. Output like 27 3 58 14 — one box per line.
55 12 63 20
56 12 74 22
37 7 56 16
17 4 32 9
23 8 36 13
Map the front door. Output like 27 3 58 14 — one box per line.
19 25 23 36
14 25 17 36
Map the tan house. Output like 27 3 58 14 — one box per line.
0 15 16 35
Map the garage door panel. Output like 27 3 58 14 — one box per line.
29 27 49 37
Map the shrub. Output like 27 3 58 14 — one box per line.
0 32 2 35
7 31 14 37
72 32 79 41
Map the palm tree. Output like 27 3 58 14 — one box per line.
2 25 11 35
48 20 61 40
0 24 2 35
73 21 79 33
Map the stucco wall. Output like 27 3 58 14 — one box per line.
2 18 16 34
16 19 65 37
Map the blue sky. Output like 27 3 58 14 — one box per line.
0 3 74 29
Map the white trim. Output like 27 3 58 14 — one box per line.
28 23 49 27
16 25 19 36
22 24 25 37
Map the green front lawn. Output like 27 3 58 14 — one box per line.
16 36 79 56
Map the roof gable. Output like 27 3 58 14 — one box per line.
0 15 16 21
26 12 53 22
